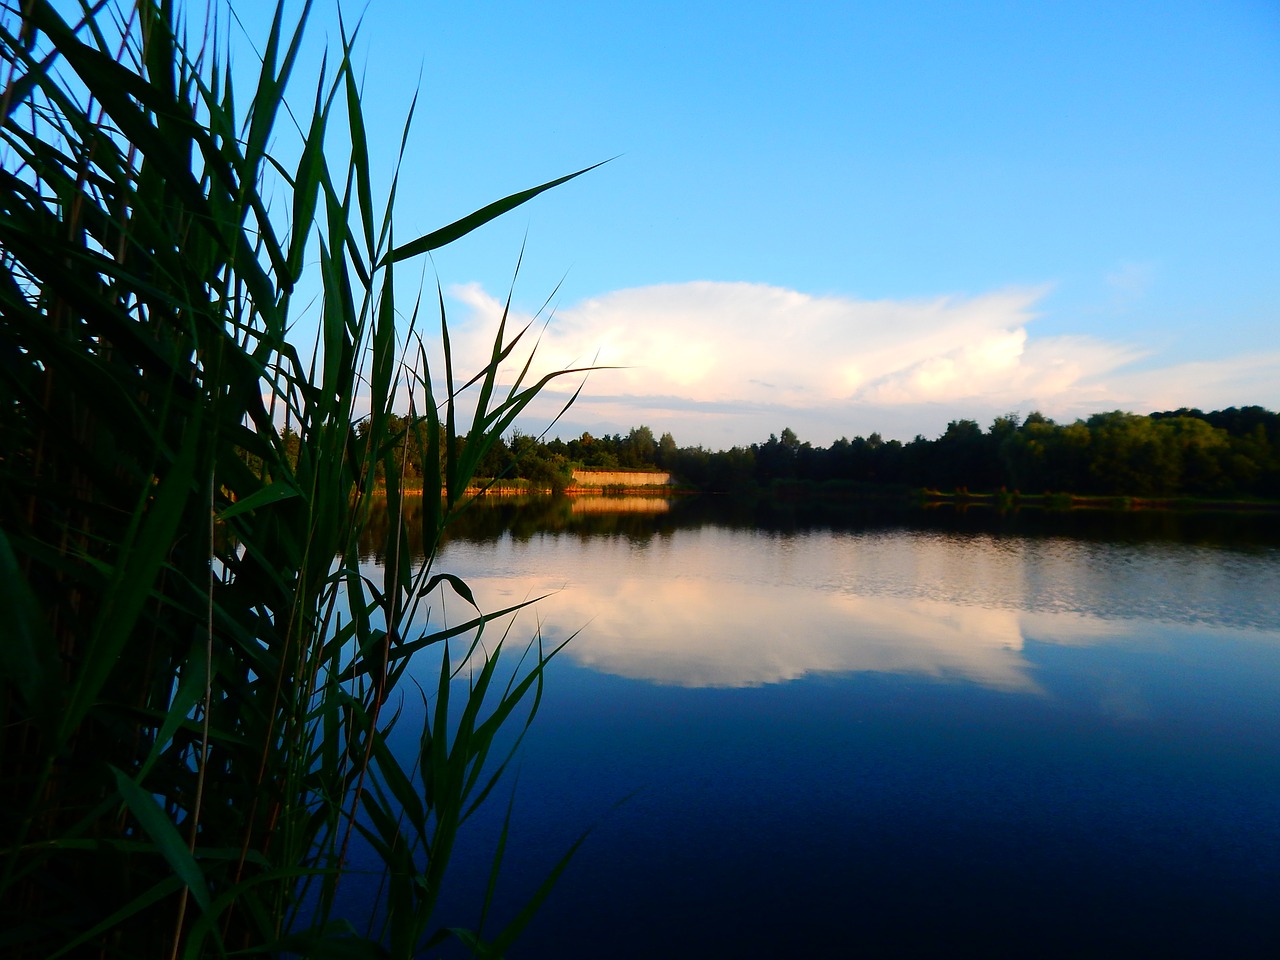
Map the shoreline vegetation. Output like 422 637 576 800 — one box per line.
370 479 1280 514
332 408 1280 507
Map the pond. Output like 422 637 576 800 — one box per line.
359 497 1280 958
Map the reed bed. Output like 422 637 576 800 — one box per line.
0 1 594 956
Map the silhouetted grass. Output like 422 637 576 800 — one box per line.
0 2 596 956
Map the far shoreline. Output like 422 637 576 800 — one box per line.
366 479 1280 514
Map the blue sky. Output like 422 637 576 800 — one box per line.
241 1 1278 447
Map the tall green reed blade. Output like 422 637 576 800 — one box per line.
379 159 611 268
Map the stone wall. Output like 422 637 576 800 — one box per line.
571 469 671 487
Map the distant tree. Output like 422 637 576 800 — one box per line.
901 434 931 486
622 425 657 467
999 412 1057 491
669 445 710 487
657 431 678 468
708 446 756 493
1055 420 1093 491
931 419 986 489
753 429 800 482
1164 416 1231 496
282 424 302 470
473 433 511 479
1085 411 1180 495
524 451 573 494
989 413 1021 443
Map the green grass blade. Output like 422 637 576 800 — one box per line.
60 405 205 744
216 478 300 521
338 15 375 254
0 529 63 737
379 159 611 267
419 573 479 608
109 767 219 932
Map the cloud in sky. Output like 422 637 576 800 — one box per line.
442 280 1278 446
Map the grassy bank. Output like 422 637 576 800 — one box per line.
916 488 1280 513
764 480 1280 513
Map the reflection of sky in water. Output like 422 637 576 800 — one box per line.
364 521 1280 958
413 527 1280 691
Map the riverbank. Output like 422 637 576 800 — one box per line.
764 478 1280 513
368 478 1280 513
370 475 688 498
918 488 1280 513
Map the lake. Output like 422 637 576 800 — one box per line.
358 497 1280 958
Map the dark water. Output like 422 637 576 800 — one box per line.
364 498 1280 958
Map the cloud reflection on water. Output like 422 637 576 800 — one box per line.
555 578 1051 691
422 522 1279 692
465 571 1140 691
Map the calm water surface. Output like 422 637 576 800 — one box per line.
366 499 1280 958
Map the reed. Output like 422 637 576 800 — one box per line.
0 1 594 956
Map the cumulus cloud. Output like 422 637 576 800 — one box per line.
438 280 1278 444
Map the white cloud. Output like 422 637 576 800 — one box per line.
1098 352 1280 414
437 280 1278 444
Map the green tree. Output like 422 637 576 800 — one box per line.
1165 415 1230 495
931 419 986 489
657 431 678 468
1085 411 1180 495
622 424 657 467
999 412 1057 491
754 429 800 482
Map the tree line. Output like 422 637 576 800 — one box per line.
334 406 1279 499
748 408 1279 498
